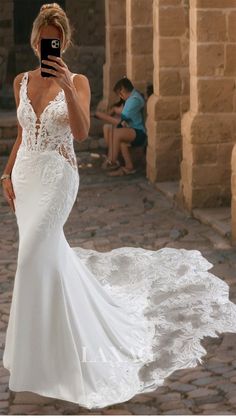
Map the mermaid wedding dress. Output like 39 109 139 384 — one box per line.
3 71 236 410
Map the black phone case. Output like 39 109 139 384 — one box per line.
40 38 61 78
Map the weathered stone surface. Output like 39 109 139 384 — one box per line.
192 0 236 7
194 10 227 42
159 6 186 37
191 44 224 77
159 70 182 96
228 11 236 42
159 39 183 67
193 79 234 113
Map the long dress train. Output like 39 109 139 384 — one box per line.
3 71 236 410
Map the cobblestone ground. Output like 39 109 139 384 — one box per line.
0 150 236 415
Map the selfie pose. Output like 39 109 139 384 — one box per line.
2 2 236 411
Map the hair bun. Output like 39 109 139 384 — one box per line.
40 3 64 13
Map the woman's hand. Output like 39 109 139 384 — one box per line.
2 178 15 212
41 55 73 90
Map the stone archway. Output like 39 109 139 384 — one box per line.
98 0 126 111
126 0 153 95
146 0 190 183
181 0 236 211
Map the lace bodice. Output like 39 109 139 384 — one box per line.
17 71 78 170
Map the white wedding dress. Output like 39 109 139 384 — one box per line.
3 71 236 410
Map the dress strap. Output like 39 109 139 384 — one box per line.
19 72 28 100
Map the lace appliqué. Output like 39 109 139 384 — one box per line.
17 71 78 171
71 246 236 409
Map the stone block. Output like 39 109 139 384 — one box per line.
180 96 190 115
148 97 182 126
156 120 181 133
159 0 182 5
228 11 236 42
182 134 194 164
130 26 153 55
192 0 236 7
153 97 181 121
217 143 234 165
192 164 231 187
181 36 189 66
159 39 182 67
192 79 234 113
225 44 236 76
130 54 154 82
106 27 126 63
180 68 190 95
231 173 236 192
159 6 186 37
146 145 157 168
191 44 224 77
193 145 218 165
192 185 228 208
128 0 153 26
193 10 227 42
190 114 236 144
106 0 126 27
232 140 236 161
159 70 182 96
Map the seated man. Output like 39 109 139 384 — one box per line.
103 77 147 176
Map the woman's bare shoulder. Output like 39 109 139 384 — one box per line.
14 71 27 86
72 73 89 83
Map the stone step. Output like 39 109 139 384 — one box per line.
155 180 231 242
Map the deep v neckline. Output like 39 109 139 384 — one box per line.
25 71 64 122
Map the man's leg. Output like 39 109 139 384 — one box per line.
102 124 110 148
107 125 114 161
111 127 136 163
120 143 134 170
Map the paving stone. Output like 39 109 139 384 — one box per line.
13 391 53 404
103 408 133 415
188 388 219 398
160 400 186 411
217 382 236 394
0 392 9 401
192 376 228 386
0 400 8 408
127 403 159 415
162 408 192 415
179 370 212 383
9 404 39 414
168 383 197 392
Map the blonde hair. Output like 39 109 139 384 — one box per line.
30 3 74 57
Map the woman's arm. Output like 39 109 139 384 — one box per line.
1 73 24 212
95 111 121 126
63 74 91 142
2 73 23 176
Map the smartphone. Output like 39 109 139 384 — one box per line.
40 38 61 78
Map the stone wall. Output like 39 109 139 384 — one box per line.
146 0 189 182
0 0 105 110
126 0 153 95
180 0 236 210
97 0 126 111
66 0 105 109
0 0 14 108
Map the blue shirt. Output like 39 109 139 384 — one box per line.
120 89 146 133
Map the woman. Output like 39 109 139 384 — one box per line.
102 77 148 176
1 2 236 411
92 98 125 169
